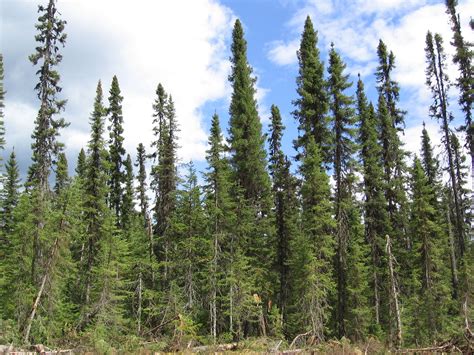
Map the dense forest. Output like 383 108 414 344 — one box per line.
0 0 473 352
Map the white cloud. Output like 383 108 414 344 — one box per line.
401 121 442 160
267 40 299 66
2 0 235 168
267 0 473 89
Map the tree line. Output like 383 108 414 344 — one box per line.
0 0 472 350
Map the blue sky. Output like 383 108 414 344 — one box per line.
1 0 473 180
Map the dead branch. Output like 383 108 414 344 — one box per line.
289 330 311 349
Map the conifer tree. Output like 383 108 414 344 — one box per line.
268 105 299 329
445 0 474 195
420 123 440 188
288 137 335 340
1 151 21 234
228 19 274 331
425 31 466 257
168 162 207 320
76 148 87 181
375 40 409 256
122 154 135 232
357 78 389 334
107 75 126 224
29 0 68 284
79 81 114 310
228 19 272 205
150 83 178 281
135 143 149 224
293 16 330 163
407 157 452 344
54 152 69 196
0 54 5 173
203 113 238 340
327 44 357 337
29 0 68 194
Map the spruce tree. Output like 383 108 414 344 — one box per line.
445 0 474 197
79 81 114 310
29 0 68 284
203 113 238 340
357 77 389 334
327 43 358 337
288 137 335 340
425 31 466 257
54 152 69 196
76 148 87 181
228 19 272 204
228 19 274 332
150 83 178 281
407 157 452 344
375 40 409 260
121 154 135 232
107 75 126 224
29 0 68 194
268 105 299 330
0 54 5 173
1 151 21 234
293 16 330 163
420 123 440 188
135 143 149 225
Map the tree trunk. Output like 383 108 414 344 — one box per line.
386 235 402 348
23 237 59 344
446 202 459 299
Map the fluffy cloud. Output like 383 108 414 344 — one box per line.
2 0 235 172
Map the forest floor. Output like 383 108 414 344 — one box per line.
2 336 471 354
2 331 474 354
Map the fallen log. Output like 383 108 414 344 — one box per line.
191 342 238 352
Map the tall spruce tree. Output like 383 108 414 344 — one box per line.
227 19 274 332
29 0 68 284
135 143 149 225
375 40 409 257
287 137 335 340
79 81 114 310
407 157 452 344
29 0 68 194
425 31 466 257
327 43 357 337
268 105 299 330
445 0 474 202
107 75 126 224
357 77 389 334
203 113 240 340
150 83 178 280
54 152 69 196
121 154 135 232
293 16 330 163
0 54 5 173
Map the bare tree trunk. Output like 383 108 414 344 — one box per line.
446 203 459 299
23 237 59 344
211 233 218 343
386 235 402 348
146 214 155 284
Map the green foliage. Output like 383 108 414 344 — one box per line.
29 0 68 193
107 75 126 223
287 137 335 341
2 9 473 353
293 16 330 163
